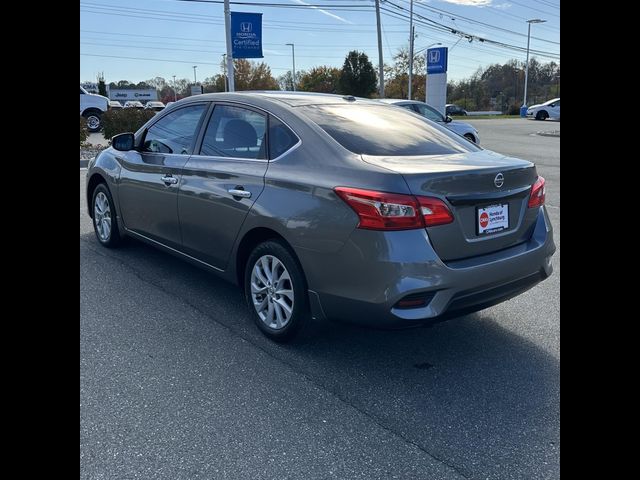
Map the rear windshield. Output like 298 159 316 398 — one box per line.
298 104 480 156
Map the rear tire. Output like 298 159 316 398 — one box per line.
535 110 549 121
244 240 310 343
91 183 123 248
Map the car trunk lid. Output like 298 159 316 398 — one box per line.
362 150 540 261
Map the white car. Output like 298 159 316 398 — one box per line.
379 99 480 145
527 98 560 121
80 86 109 132
123 101 144 109
144 101 166 112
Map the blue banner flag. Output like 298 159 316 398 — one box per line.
231 12 263 59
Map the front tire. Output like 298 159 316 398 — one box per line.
92 184 122 248
244 240 309 342
83 110 102 132
535 110 549 121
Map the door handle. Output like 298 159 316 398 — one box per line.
161 175 178 185
228 188 252 199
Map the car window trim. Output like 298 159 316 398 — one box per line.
139 102 211 156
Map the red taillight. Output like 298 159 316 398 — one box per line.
528 176 546 208
416 196 455 227
334 187 453 231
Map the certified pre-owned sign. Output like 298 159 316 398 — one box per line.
231 11 263 58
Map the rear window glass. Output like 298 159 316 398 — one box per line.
269 116 298 159
298 104 480 156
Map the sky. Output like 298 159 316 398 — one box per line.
80 0 560 86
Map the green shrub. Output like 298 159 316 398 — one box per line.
80 116 88 144
507 103 521 115
101 109 156 140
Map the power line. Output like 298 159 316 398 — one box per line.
381 1 559 59
532 0 560 9
508 0 560 18
396 0 559 45
80 41 354 59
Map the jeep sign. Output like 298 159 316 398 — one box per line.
108 89 158 102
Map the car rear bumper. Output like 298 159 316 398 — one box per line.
301 206 555 327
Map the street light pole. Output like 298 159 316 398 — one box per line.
408 0 414 100
193 65 198 84
172 75 177 102
286 43 296 91
224 0 235 91
523 18 546 108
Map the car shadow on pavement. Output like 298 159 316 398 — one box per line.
81 232 559 479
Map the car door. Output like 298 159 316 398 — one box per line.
117 103 209 249
178 103 271 270
550 100 560 118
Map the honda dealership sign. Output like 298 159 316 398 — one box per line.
426 47 449 116
108 89 158 102
426 47 448 74
231 12 263 58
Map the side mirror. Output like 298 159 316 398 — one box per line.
445 115 453 123
112 132 135 151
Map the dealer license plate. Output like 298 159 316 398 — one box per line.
477 204 509 235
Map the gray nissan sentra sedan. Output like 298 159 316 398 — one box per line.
86 92 555 342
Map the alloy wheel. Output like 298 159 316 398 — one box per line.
94 191 112 242
250 255 295 330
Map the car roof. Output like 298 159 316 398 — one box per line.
378 98 412 105
175 91 383 108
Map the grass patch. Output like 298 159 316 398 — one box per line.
452 115 522 120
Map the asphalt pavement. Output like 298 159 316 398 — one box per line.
80 117 560 480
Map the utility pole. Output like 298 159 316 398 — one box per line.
193 65 197 84
222 54 228 92
374 0 384 98
408 0 414 100
224 0 235 91
172 75 177 102
286 43 296 91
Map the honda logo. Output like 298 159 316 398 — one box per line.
429 50 440 63
240 22 252 33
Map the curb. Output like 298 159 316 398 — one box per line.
537 130 560 137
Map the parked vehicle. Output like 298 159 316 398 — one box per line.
80 86 109 132
446 104 468 116
380 99 480 145
124 101 144 109
86 92 555 342
145 101 166 112
108 101 123 110
526 98 560 120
